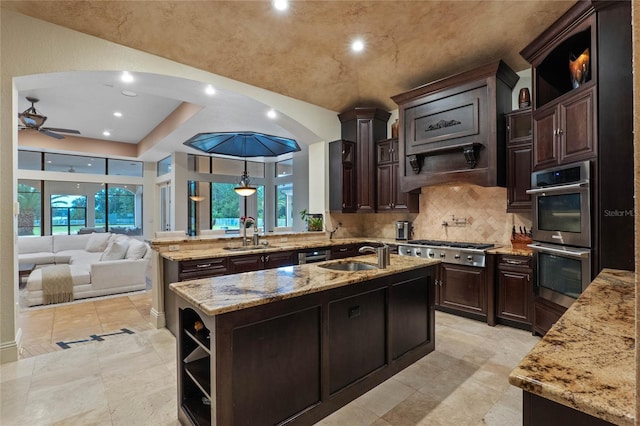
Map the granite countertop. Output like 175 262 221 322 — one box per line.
169 254 439 316
159 237 400 261
508 269 635 425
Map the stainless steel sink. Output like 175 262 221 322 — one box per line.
223 245 273 252
318 262 377 272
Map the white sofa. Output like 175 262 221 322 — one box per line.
18 233 150 306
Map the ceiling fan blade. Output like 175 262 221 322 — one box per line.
41 127 80 134
40 129 65 140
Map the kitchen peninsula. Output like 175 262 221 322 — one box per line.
509 269 635 426
169 254 438 425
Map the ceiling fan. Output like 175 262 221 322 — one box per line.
18 96 81 140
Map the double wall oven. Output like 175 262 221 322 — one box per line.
527 161 592 308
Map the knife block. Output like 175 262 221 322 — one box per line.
510 234 532 251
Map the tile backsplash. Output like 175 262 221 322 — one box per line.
328 183 531 245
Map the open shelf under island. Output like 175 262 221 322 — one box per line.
169 255 439 426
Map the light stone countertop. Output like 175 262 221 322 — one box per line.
158 237 400 261
169 254 439 316
486 246 533 257
508 269 635 425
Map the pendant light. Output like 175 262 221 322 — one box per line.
234 160 256 197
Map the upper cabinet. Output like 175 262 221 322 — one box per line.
522 12 597 171
337 108 390 213
505 108 532 212
329 139 357 213
391 61 518 192
376 138 419 213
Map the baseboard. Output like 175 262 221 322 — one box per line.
0 336 19 364
150 308 166 329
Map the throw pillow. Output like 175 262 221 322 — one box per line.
100 239 128 261
85 232 112 252
126 239 147 260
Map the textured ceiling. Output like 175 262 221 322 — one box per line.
2 1 574 113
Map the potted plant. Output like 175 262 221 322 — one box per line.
299 210 323 232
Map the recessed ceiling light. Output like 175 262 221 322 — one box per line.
267 109 277 119
351 39 365 53
113 111 123 117
121 90 137 97
205 84 216 95
273 0 288 11
87 163 92 167
103 130 111 136
121 71 134 83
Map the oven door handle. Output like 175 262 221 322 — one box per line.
527 243 590 259
525 181 588 195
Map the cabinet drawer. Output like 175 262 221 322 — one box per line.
498 255 531 269
180 258 228 278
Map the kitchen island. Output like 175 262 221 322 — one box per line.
170 254 438 425
508 269 634 426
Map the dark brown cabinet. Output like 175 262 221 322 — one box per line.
228 250 298 273
376 138 418 212
329 140 357 212
338 107 390 213
496 255 532 329
505 108 532 212
437 263 487 321
521 0 634 274
533 296 567 337
532 85 596 170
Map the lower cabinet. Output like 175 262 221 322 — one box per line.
176 266 436 425
437 263 487 321
533 296 567 336
496 255 532 330
227 250 298 273
522 391 615 426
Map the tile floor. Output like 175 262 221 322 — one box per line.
2 293 540 425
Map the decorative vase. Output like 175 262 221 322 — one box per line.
518 88 531 108
391 119 399 138
569 48 590 89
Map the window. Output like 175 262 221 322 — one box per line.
18 151 42 171
44 153 106 174
276 183 293 227
17 180 42 236
157 156 172 176
108 159 143 177
51 194 87 235
95 185 143 235
211 183 240 230
188 155 211 173
256 185 265 230
275 159 293 177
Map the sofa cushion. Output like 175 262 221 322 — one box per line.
18 236 53 254
85 233 112 252
19 252 55 266
54 234 92 252
101 239 128 261
126 239 147 260
27 264 91 291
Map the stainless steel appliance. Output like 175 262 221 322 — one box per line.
527 161 591 248
298 248 330 264
395 221 411 241
528 242 591 308
397 240 494 267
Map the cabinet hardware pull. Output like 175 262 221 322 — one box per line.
265 255 270 262
505 259 524 265
260 256 264 262
339 248 348 252
197 263 212 268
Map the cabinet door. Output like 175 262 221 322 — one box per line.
356 118 375 213
533 296 567 336
377 139 393 165
391 163 413 210
228 254 263 273
532 105 559 170
328 288 386 394
497 267 532 325
342 161 357 212
376 164 393 211
390 276 431 360
506 144 532 212
559 86 596 164
439 264 486 315
330 244 357 259
264 251 297 269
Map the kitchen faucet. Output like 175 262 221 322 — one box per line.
358 244 390 268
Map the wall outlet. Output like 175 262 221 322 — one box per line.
168 244 180 251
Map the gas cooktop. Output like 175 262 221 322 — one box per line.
406 240 495 250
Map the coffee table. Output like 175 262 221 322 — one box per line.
18 263 35 287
